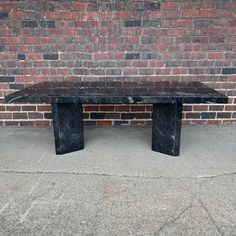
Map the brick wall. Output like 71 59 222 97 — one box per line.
0 0 236 127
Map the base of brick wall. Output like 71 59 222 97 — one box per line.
0 104 236 127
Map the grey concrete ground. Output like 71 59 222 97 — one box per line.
0 125 235 236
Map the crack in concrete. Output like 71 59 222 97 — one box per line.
0 170 235 180
154 204 192 235
199 198 223 236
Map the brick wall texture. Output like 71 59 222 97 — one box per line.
0 0 236 127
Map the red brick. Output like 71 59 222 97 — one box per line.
34 120 51 127
0 113 12 119
115 106 130 112
96 121 112 126
0 106 6 111
4 121 19 126
183 11 200 18
115 12 133 19
131 106 146 112
64 29 80 35
45 12 61 19
150 12 162 19
5 37 20 44
22 106 37 111
208 53 224 60
6 106 21 111
123 68 139 76
200 10 218 18
93 53 109 60
28 112 43 119
161 2 179 10
100 106 115 112
177 20 193 27
125 37 139 44
10 11 27 19
193 105 208 111
72 3 89 11
84 106 99 112
207 120 221 125
225 105 236 111
13 113 27 119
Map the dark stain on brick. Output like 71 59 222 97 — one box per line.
114 121 129 126
125 53 140 60
90 113 106 119
125 20 141 27
0 76 15 83
17 54 26 60
141 52 160 60
0 45 4 52
121 113 136 119
44 113 52 119
201 112 216 119
135 113 151 119
186 113 200 119
22 21 38 28
0 12 9 20
9 83 25 90
143 19 160 27
147 2 161 11
43 53 59 60
217 112 231 118
222 68 236 75
194 20 212 28
39 21 56 28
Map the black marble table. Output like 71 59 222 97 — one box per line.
5 81 228 156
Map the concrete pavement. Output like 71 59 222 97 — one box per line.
0 125 235 235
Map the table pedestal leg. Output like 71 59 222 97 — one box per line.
51 103 84 155
152 103 182 156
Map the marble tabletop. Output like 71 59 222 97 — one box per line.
5 81 228 104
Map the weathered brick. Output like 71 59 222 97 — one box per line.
125 53 140 60
13 113 27 119
22 21 38 28
100 106 114 112
186 113 200 119
28 112 43 119
148 2 161 11
0 12 9 20
91 113 106 119
0 76 15 82
114 121 129 126
43 53 59 60
125 20 141 27
22 106 37 111
222 68 236 75
9 83 25 90
0 46 4 52
0 113 12 119
201 112 216 119
135 113 151 119
97 121 112 126
217 112 231 118
143 20 160 27
17 53 26 60
121 113 135 120
105 113 120 119
6 106 21 111
39 21 56 28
